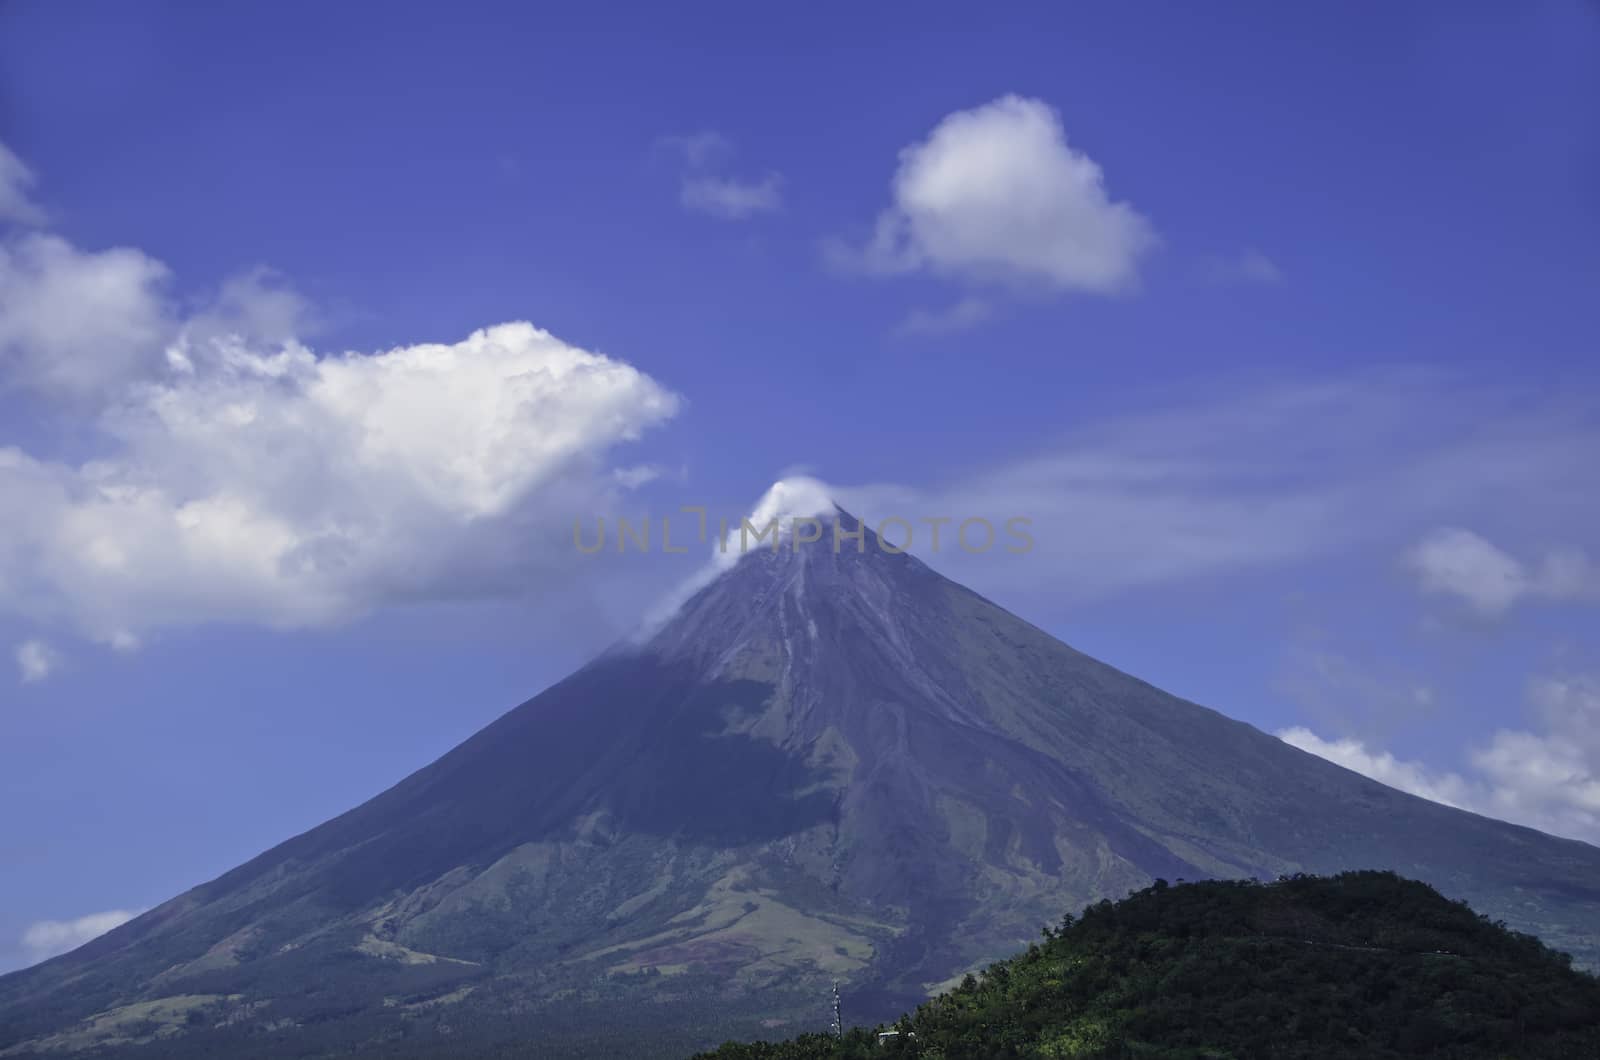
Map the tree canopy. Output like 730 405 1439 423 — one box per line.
693 871 1600 1059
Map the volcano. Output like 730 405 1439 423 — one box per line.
4 491 1600 1058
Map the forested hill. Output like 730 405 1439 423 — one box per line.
693 871 1600 1060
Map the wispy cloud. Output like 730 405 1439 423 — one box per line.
833 373 1600 606
680 173 782 220
1406 528 1599 617
15 639 60 684
1199 248 1283 285
657 131 731 170
661 131 782 220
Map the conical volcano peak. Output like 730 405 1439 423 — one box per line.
12 482 1600 1060
636 479 920 674
634 477 865 639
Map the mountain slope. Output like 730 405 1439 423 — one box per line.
697 871 1600 1059
3 499 1599 1058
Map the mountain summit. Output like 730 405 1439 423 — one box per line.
4 501 1600 1057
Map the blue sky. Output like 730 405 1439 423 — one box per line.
1 1 1597 970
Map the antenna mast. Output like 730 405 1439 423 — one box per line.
830 980 842 1038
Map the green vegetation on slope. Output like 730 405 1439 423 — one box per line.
694 871 1600 1060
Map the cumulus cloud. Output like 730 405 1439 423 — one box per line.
1281 675 1600 845
15 639 60 684
0 144 682 645
20 909 143 963
1472 676 1600 841
1407 528 1599 616
832 95 1156 294
663 131 782 220
0 234 173 398
0 141 46 226
0 319 679 641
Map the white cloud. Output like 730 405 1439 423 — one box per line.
833 95 1156 294
1281 675 1600 846
1471 676 1600 841
0 141 46 226
0 151 684 653
20 909 143 963
0 319 679 641
663 131 782 220
680 173 783 219
1407 528 1598 616
0 234 173 398
1407 528 1526 614
612 465 664 490
15 639 60 684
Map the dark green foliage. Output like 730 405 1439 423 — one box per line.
694 872 1600 1059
